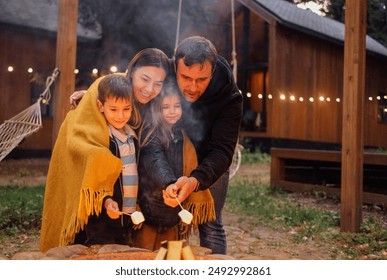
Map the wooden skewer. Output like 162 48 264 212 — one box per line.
175 197 184 210
117 211 131 216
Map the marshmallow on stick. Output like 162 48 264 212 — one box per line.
178 209 193 225
131 211 145 225
175 197 193 225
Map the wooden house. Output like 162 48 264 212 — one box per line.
234 0 387 151
233 0 387 203
1 0 387 159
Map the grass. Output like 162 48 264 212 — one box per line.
1 151 387 259
226 150 387 259
0 185 44 236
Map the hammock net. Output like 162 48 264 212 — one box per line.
0 68 59 162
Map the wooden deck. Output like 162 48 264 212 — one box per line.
270 148 387 205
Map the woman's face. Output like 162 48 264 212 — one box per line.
131 66 167 104
162 95 182 126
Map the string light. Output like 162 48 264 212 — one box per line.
6 67 382 107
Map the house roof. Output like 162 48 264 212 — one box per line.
0 0 101 40
239 0 387 58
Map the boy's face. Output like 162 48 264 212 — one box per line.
162 95 182 126
175 59 213 102
97 97 132 130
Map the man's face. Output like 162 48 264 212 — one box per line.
175 59 213 102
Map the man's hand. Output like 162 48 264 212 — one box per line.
163 176 199 207
104 198 120 219
70 90 86 109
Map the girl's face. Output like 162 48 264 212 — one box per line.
97 97 132 130
162 95 182 126
131 66 167 104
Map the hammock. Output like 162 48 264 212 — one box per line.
0 68 60 162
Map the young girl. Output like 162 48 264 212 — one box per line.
40 74 142 251
133 79 215 251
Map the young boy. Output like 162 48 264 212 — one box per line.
40 74 142 252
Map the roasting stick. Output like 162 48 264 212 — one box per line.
175 196 184 210
117 211 131 216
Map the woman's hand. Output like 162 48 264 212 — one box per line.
69 90 86 109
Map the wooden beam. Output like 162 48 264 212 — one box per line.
340 0 367 232
52 0 78 146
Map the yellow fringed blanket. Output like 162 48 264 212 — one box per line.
40 77 122 252
182 132 216 227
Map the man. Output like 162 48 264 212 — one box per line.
163 36 243 254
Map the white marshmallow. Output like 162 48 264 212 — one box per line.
131 211 145 225
178 209 193 225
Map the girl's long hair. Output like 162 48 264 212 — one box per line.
139 78 182 148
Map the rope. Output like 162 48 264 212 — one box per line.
0 68 60 162
231 0 237 83
174 0 183 51
229 0 243 180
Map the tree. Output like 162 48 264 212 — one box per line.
323 0 387 47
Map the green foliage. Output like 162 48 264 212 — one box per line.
241 150 270 164
330 218 387 259
0 185 44 236
323 0 387 47
227 172 387 259
226 182 339 241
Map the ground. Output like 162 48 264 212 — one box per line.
0 158 386 259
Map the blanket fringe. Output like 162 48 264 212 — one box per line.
59 188 113 246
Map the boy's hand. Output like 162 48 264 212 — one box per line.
104 198 120 219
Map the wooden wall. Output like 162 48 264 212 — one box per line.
0 25 56 152
264 24 387 148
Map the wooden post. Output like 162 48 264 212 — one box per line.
340 0 367 232
52 0 78 146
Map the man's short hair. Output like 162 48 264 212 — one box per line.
174 36 218 70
